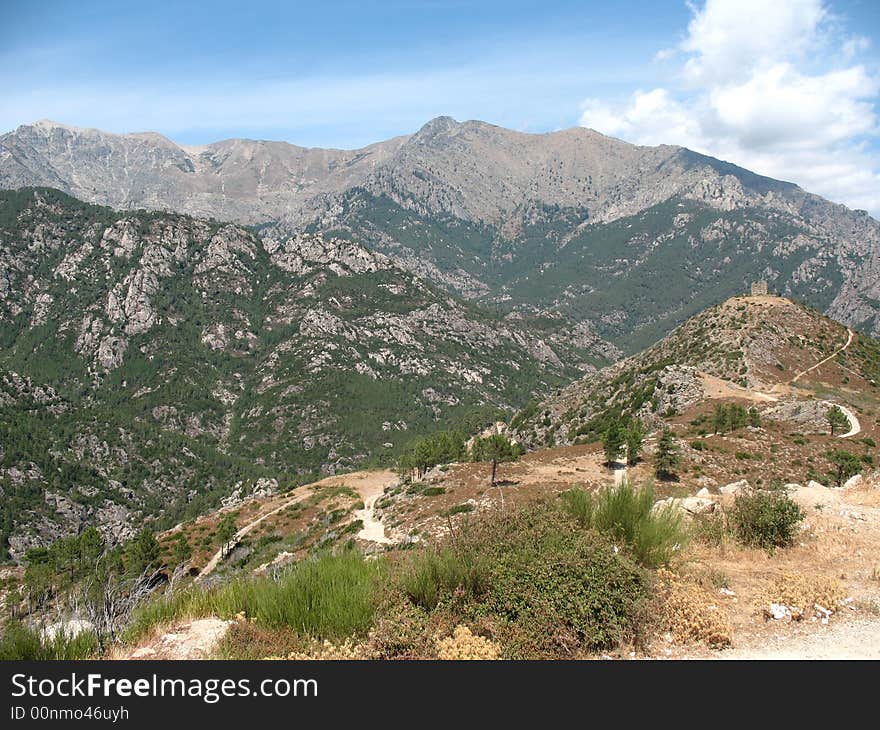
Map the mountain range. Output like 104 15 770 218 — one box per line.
2 117 879 350
1 116 880 558
0 187 604 559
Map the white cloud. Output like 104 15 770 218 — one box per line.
580 89 701 147
579 0 880 215
681 0 827 84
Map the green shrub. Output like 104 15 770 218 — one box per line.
406 483 446 496
561 481 687 568
442 503 475 517
400 548 488 611
0 621 98 660
728 490 804 550
395 505 649 658
472 507 648 656
127 551 381 643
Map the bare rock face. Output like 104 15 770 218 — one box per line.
763 399 829 432
651 366 704 416
653 496 717 517
3 118 879 336
96 334 128 371
0 189 608 558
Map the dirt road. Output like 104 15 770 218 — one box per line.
717 617 880 659
790 328 854 384
196 469 397 580
701 327 859 438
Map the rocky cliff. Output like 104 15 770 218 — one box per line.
3 117 878 343
0 187 606 560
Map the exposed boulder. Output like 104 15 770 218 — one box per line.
719 479 749 496
843 474 863 490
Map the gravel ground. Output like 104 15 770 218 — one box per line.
717 616 880 660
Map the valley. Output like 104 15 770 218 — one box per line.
3 286 878 660
1 116 879 662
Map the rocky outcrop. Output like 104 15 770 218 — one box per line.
3 118 879 336
0 189 606 557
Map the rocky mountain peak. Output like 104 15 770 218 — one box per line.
2 117 879 339
413 115 461 136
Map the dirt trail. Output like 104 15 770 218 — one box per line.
196 469 397 580
349 471 397 544
820 400 861 438
701 327 859 437
195 487 313 581
789 328 854 384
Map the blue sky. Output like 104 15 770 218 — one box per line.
2 0 879 213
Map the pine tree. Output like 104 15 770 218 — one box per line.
748 407 761 428
172 533 191 566
216 514 238 558
625 418 645 466
712 403 728 434
655 427 681 481
827 449 860 487
126 528 160 576
472 434 520 487
602 419 625 466
826 406 849 436
78 527 105 574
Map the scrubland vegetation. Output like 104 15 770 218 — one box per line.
0 469 834 660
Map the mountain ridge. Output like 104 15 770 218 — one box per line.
4 116 879 346
0 186 609 559
511 293 877 449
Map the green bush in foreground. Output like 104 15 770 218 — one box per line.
398 505 649 657
561 481 687 568
0 621 98 660
402 548 488 611
728 489 804 550
126 550 382 644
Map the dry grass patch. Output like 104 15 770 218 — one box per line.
655 568 733 648
435 625 501 660
760 572 845 616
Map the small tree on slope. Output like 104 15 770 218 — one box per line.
655 428 681 481
827 449 860 488
472 434 520 488
625 419 645 466
602 419 625 467
216 514 238 559
827 405 849 436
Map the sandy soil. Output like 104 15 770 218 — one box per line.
350 471 398 544
117 618 233 660
700 373 780 402
716 617 880 659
